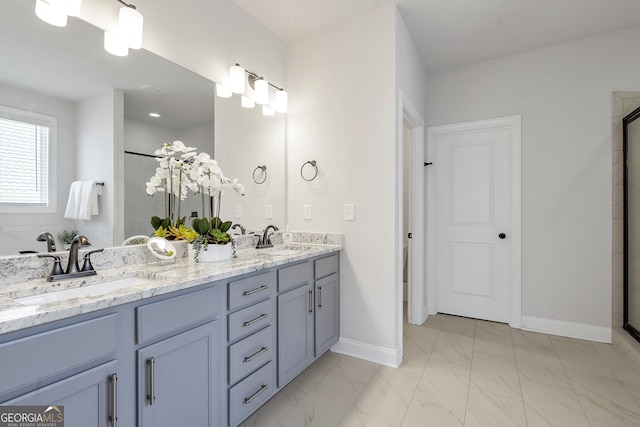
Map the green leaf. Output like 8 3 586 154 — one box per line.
151 216 162 229
220 221 232 233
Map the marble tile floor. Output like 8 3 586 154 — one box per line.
240 313 640 427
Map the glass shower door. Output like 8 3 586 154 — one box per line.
624 107 640 340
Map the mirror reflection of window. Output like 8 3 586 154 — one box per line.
0 105 55 211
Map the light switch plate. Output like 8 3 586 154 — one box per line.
265 204 273 219
235 205 243 219
344 204 355 221
303 204 312 220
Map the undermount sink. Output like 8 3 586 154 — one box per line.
16 277 156 306
269 249 303 257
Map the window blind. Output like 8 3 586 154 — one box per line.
0 116 49 206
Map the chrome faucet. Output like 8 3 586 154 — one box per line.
67 235 91 274
231 223 246 235
256 225 279 249
37 235 103 281
36 232 56 252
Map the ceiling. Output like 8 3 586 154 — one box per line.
233 0 640 72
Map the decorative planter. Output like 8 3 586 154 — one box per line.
189 243 232 262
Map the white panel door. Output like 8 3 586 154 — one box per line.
435 126 511 322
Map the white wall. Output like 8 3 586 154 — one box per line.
426 26 640 337
0 84 76 255
75 90 120 248
288 6 410 366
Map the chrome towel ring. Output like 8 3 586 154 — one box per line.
253 165 267 184
301 160 318 181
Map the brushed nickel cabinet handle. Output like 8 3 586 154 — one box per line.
243 285 269 296
309 289 313 314
243 313 268 327
244 347 269 363
147 357 156 405
318 286 323 309
244 384 269 404
109 373 118 426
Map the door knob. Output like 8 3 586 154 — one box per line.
499 233 506 239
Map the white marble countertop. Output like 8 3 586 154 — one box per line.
0 243 341 335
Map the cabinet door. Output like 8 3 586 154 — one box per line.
315 273 340 356
277 283 314 387
4 361 117 427
138 321 219 427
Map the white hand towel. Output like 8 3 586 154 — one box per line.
64 181 84 219
78 181 99 220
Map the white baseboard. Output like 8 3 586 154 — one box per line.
331 337 401 368
521 315 611 343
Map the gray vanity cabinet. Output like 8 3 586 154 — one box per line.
4 361 118 427
277 254 340 388
315 273 339 356
137 322 219 427
136 285 221 427
277 282 315 386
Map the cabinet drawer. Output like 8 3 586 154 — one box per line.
229 325 275 385
229 361 275 427
315 254 339 279
0 314 117 397
228 298 274 342
137 285 219 344
278 261 313 292
228 271 276 311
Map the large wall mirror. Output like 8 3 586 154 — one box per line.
0 0 285 256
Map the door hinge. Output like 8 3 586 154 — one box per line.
408 233 412 239
424 162 433 166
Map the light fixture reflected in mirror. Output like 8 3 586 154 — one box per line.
241 95 255 108
104 30 129 56
35 0 68 27
216 83 232 98
262 106 274 116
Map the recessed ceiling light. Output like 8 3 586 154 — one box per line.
149 113 160 118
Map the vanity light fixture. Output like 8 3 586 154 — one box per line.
241 95 255 109
254 78 269 105
104 30 129 56
149 113 160 118
219 63 288 115
230 64 246 94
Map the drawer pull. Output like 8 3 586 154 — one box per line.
318 286 323 308
309 290 313 314
243 285 269 296
243 313 268 327
146 357 156 405
109 373 118 426
244 384 269 404
244 347 269 363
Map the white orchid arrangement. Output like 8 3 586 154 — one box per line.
145 141 244 242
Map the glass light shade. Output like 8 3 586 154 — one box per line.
215 83 232 98
230 64 245 94
262 106 275 116
274 89 288 113
119 6 143 49
63 0 81 16
241 96 255 109
104 30 129 57
35 0 68 27
254 79 269 105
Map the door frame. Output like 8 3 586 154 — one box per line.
396 91 427 348
426 115 522 328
